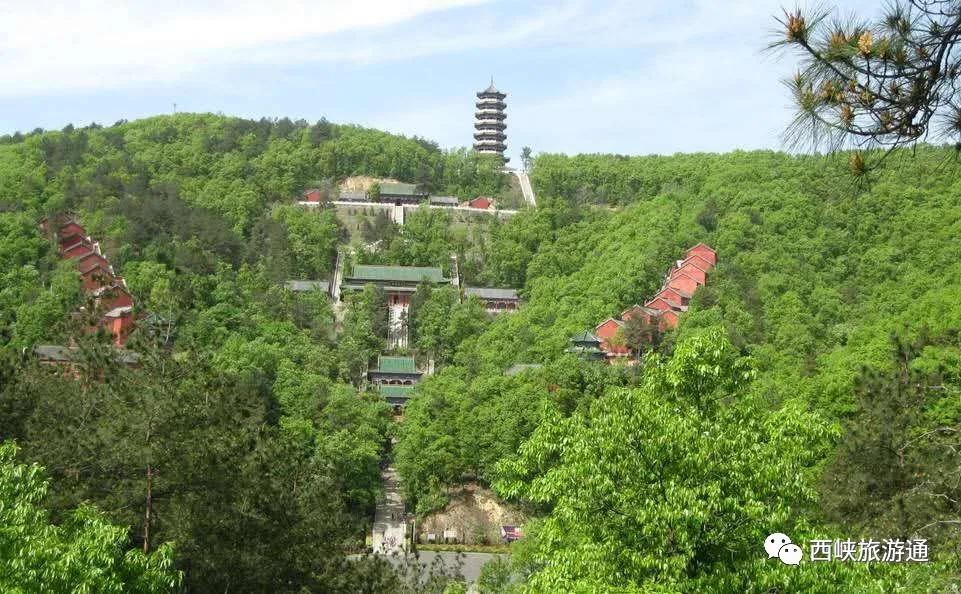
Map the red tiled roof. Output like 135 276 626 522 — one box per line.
654 286 690 302
668 270 703 284
679 254 712 272
686 242 716 254
620 304 661 319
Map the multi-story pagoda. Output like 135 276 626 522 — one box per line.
473 79 508 162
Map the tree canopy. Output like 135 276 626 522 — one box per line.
396 145 961 589
0 441 181 593
1 113 960 590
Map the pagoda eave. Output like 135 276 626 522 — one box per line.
473 80 508 160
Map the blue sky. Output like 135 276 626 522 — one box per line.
0 0 879 162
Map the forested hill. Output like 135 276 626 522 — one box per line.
0 112 959 591
0 112 502 231
0 114 506 592
397 147 961 590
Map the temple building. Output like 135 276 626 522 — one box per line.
464 287 520 314
377 182 428 205
566 243 718 363
369 355 423 386
566 331 606 361
429 195 459 207
341 264 452 349
341 265 450 306
368 355 424 411
473 79 508 163
594 317 630 360
34 345 141 372
284 279 331 296
378 385 414 410
39 216 137 347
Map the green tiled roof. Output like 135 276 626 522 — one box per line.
350 265 445 283
570 330 600 343
378 385 414 398
376 356 416 373
379 182 426 196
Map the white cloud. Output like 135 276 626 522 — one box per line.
0 0 799 96
1 0 885 155
271 1 585 66
0 0 487 95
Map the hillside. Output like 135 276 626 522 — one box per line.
0 114 959 591
396 147 961 590
0 114 503 592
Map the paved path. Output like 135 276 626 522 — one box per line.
305 200 519 218
378 551 506 585
372 467 407 554
510 169 536 207
387 304 408 349
331 250 345 304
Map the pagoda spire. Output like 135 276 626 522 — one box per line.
473 79 508 163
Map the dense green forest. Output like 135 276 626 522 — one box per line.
0 114 499 592
396 148 961 590
1 114 959 591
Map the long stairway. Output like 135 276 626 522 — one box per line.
511 169 536 207
372 467 407 555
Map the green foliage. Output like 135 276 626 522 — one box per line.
269 204 339 277
821 334 961 546
476 556 516 594
0 213 80 349
339 285 388 384
493 330 935 592
4 114 961 590
440 149 506 198
397 146 961 589
361 209 396 245
0 114 439 591
395 367 548 513
1 339 391 592
622 311 661 355
520 147 533 173
0 441 181 593
385 207 457 268
409 285 489 363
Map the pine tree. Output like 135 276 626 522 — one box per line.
821 335 961 545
